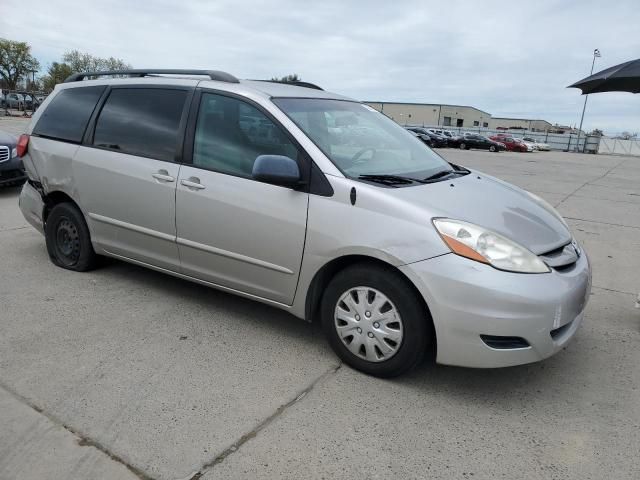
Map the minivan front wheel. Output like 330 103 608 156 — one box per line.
321 264 432 377
45 203 98 271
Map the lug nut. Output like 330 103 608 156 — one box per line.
355 314 361 321
367 332 374 338
365 311 371 317
356 327 362 334
373 322 380 328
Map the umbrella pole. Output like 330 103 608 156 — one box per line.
576 95 590 152
576 50 600 153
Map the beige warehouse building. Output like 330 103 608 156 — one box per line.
490 117 553 132
365 101 553 132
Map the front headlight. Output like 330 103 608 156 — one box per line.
432 218 550 273
11 147 17 158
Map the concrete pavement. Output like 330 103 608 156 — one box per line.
1 138 639 479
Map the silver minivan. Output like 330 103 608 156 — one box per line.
17 69 591 377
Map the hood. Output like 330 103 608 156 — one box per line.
390 170 571 255
0 131 17 147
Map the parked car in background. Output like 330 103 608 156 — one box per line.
2 92 37 110
523 137 551 151
406 127 448 148
426 129 454 144
0 131 25 187
442 130 461 140
490 135 528 152
517 138 538 151
437 130 463 146
2 93 25 110
458 133 505 152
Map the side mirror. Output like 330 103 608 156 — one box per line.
252 155 301 188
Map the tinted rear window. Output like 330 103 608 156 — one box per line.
33 86 105 143
93 88 188 162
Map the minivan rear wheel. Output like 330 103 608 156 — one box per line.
459 143 466 150
321 263 432 377
45 203 98 271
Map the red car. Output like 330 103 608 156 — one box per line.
489 135 528 152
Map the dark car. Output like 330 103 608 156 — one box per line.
458 134 505 152
0 131 26 187
406 127 448 148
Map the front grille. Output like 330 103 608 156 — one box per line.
0 146 9 163
480 335 530 349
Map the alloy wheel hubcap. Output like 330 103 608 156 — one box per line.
334 287 403 362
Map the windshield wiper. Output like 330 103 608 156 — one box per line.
449 163 471 174
358 174 422 185
423 169 456 182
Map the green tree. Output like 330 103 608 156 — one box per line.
62 50 131 73
271 73 301 83
39 51 132 91
0 38 40 89
41 62 73 92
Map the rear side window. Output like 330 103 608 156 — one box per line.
93 88 188 162
33 86 105 143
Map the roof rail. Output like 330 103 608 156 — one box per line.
64 69 239 83
254 80 324 91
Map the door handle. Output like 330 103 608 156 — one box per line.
152 170 175 182
181 177 205 190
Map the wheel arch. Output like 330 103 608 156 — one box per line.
304 254 433 328
42 190 82 224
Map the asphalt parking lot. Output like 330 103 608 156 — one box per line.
1 123 639 479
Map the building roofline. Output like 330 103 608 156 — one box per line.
363 100 492 116
491 117 552 123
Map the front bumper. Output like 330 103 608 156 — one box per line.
400 250 591 368
0 156 26 185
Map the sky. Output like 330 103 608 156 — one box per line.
2 0 638 135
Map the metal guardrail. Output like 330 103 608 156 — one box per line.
1 89 49 118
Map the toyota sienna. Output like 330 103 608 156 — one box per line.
17 69 591 377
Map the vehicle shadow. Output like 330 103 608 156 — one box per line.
96 255 327 347
392 344 583 404
0 184 23 198
97 256 581 398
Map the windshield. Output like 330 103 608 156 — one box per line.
272 98 452 181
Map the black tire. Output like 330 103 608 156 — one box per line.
321 263 433 378
459 143 466 150
45 202 98 271
489 145 496 152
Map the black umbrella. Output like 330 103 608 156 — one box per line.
569 58 640 94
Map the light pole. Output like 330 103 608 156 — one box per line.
576 48 601 152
